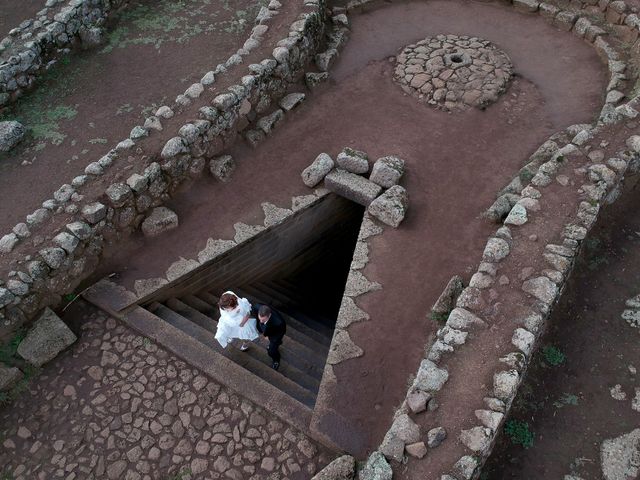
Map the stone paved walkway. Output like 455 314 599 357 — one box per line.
0 305 333 480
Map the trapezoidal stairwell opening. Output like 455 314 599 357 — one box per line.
135 193 365 414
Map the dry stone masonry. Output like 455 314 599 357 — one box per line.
301 146 409 227
0 0 329 346
0 0 127 107
394 35 513 110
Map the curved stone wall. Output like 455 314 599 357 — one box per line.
0 0 332 340
0 0 130 108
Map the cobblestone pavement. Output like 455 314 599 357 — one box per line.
0 306 333 479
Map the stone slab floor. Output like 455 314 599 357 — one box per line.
0 302 333 480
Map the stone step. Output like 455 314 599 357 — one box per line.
196 291 219 308
148 302 317 408
242 285 333 351
165 298 324 388
180 294 220 320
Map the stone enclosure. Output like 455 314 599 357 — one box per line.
1 0 640 478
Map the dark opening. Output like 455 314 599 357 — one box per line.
451 54 463 63
139 194 366 407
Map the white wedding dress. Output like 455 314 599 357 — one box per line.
214 291 259 348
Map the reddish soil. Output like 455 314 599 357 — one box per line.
0 0 259 233
483 173 640 479
95 0 608 458
0 0 44 39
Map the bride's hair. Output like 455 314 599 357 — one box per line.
218 293 238 310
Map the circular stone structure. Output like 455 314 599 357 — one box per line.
394 34 513 111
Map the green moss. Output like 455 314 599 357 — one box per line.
100 0 257 52
504 419 534 448
542 345 566 366
429 310 450 323
0 55 80 146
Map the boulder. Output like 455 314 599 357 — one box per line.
0 233 19 254
81 202 107 224
257 109 284 134
504 203 528 226
312 455 355 480
279 93 305 111
522 276 558 305
17 308 77 367
325 169 382 206
0 121 25 152
482 237 510 262
358 451 392 480
432 275 464 316
367 185 408 228
475 409 504 431
369 156 405 188
413 359 448 392
405 442 427 458
161 137 188 159
380 430 404 462
337 148 369 174
302 153 334 187
493 369 520 402
0 364 23 391
601 428 640 480
141 207 179 237
390 414 421 443
306 72 329 89
105 183 133 208
427 426 447 448
209 155 235 182
454 455 479 480
406 390 431 414
79 26 104 47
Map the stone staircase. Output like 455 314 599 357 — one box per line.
140 279 334 410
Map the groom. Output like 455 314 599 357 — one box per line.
252 304 286 371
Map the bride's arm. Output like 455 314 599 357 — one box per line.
238 298 251 327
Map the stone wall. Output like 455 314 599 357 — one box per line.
0 0 130 108
309 0 640 477
0 0 333 341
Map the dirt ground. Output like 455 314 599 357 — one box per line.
0 0 260 233
92 0 608 457
483 173 640 479
0 0 44 40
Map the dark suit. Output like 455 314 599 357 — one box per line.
252 304 286 363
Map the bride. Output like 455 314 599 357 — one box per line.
215 291 259 350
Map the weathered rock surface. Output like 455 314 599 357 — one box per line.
312 455 355 480
336 148 369 174
209 155 236 182
325 169 382 206
413 359 448 392
367 185 408 228
359 451 392 480
302 153 334 187
522 276 558 305
17 308 77 366
0 364 22 391
141 207 179 237
460 426 492 453
432 275 464 316
369 156 405 188
0 121 25 152
483 237 510 262
601 429 640 480
427 426 447 448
